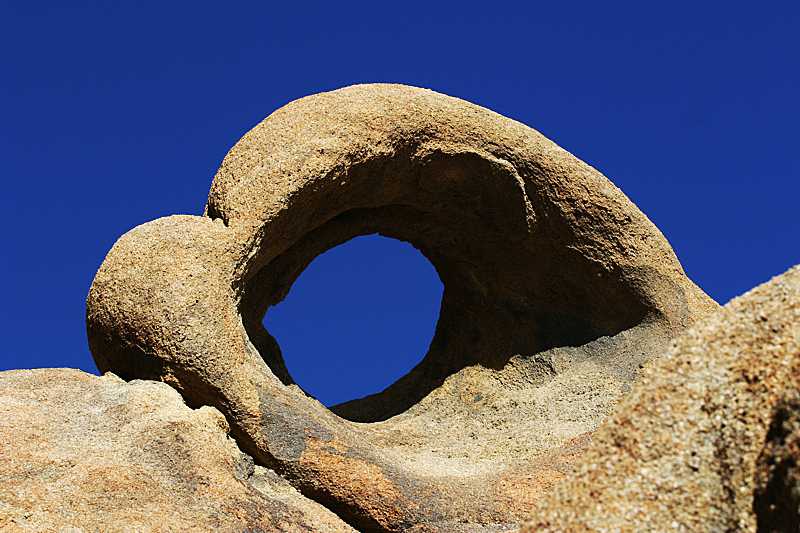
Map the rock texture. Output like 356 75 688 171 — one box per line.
85 84 717 532
521 264 800 532
0 368 356 533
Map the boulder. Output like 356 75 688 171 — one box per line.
0 368 356 533
86 84 717 531
521 264 800 532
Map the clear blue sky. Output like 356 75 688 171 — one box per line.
3 2 798 406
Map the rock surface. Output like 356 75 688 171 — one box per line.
0 368 356 533
521 264 800 532
85 84 717 531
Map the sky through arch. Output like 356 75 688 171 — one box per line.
263 235 444 407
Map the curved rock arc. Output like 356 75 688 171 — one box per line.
87 84 717 532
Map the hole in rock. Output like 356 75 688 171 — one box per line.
263 235 444 407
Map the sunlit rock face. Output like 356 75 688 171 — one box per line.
85 84 716 532
522 265 800 533
0 368 357 533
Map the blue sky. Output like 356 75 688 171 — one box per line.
3 2 798 406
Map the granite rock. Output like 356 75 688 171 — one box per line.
521 264 800 532
0 368 356 533
86 84 717 532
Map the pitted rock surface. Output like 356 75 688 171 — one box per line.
521 264 800 532
0 368 356 533
86 84 717 532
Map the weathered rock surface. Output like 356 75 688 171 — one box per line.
85 84 717 531
0 368 356 533
521 264 800 532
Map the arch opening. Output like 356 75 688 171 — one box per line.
263 234 444 408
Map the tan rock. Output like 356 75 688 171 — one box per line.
521 264 800 532
86 84 716 531
0 368 356 533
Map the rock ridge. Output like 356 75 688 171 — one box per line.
522 264 800 532
0 368 357 533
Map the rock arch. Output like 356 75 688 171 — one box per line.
87 84 717 532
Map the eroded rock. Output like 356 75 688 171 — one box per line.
86 84 717 531
0 368 356 533
521 264 800 532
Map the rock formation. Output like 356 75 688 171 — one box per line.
521 264 800 532
83 84 717 532
0 368 356 532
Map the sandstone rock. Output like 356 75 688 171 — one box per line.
521 264 800 532
0 368 356 533
86 84 717 531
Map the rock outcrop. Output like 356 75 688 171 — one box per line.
0 368 356 533
521 264 800 532
85 84 717 532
